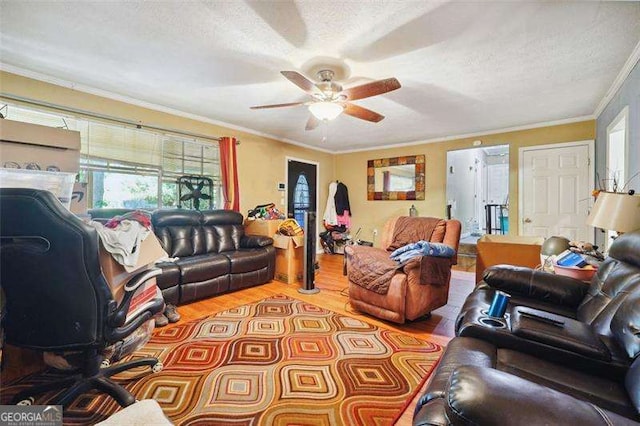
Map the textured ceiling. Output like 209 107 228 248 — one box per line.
1 1 639 152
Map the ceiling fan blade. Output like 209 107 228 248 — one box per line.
180 193 194 202
281 71 320 94
343 103 385 123
201 193 212 200
250 101 306 109
305 115 320 131
341 78 401 101
184 181 194 191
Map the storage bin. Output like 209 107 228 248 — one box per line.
0 168 76 210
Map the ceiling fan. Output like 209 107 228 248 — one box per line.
251 70 401 130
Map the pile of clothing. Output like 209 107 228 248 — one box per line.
247 203 285 220
323 181 351 228
89 210 181 328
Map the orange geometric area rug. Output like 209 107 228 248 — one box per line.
2 294 443 425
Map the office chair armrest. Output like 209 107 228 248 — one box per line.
106 300 164 342
108 268 163 329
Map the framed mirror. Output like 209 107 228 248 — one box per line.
367 155 425 200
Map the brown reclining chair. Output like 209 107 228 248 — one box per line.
345 216 461 324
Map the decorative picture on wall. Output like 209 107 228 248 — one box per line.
367 155 425 200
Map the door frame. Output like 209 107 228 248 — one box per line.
285 156 320 240
518 139 595 238
606 106 630 191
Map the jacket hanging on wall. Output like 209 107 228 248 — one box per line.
335 182 351 228
323 181 338 226
335 182 351 216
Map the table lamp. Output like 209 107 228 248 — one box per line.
586 191 640 234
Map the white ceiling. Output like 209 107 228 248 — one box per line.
1 1 639 153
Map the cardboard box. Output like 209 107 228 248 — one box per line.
244 219 283 237
0 119 81 173
99 233 168 305
273 234 304 284
475 235 544 283
70 182 88 215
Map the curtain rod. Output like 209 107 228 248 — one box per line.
0 92 238 144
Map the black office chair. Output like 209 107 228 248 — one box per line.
0 188 164 408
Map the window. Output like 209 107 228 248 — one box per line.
293 173 310 226
2 104 221 209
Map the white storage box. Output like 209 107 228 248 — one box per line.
0 168 77 209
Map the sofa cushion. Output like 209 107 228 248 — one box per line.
203 224 242 253
224 249 271 274
202 211 244 253
176 254 229 284
152 210 204 257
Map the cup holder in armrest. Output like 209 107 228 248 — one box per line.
478 317 507 329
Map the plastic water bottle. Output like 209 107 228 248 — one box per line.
409 205 417 217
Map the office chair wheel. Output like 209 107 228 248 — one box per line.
17 397 34 406
152 362 163 373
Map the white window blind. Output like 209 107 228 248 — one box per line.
3 103 221 208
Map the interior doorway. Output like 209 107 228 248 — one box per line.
446 145 510 238
519 140 594 241
286 158 318 230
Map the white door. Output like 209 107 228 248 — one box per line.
519 141 594 241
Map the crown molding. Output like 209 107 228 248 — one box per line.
593 39 640 118
336 115 595 154
1 63 598 156
0 64 334 154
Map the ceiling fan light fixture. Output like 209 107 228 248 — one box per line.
309 101 343 121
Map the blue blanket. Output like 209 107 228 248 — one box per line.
389 240 454 263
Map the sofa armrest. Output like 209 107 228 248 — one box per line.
402 255 452 287
511 306 611 361
483 264 588 308
241 235 273 248
445 366 634 426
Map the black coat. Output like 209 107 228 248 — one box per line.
335 182 351 216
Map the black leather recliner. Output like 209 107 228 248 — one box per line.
456 230 640 340
414 291 640 425
0 188 164 408
414 230 640 425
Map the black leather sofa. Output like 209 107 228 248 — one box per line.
89 208 275 305
413 230 640 425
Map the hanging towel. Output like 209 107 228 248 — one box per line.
335 182 351 216
323 181 338 226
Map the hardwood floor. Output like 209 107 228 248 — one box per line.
176 253 475 425
2 253 475 425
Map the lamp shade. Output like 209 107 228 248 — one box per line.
308 102 343 121
586 192 640 233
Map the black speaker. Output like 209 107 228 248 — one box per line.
299 211 319 294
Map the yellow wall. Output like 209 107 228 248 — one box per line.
1 71 595 245
335 121 595 245
0 71 335 217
